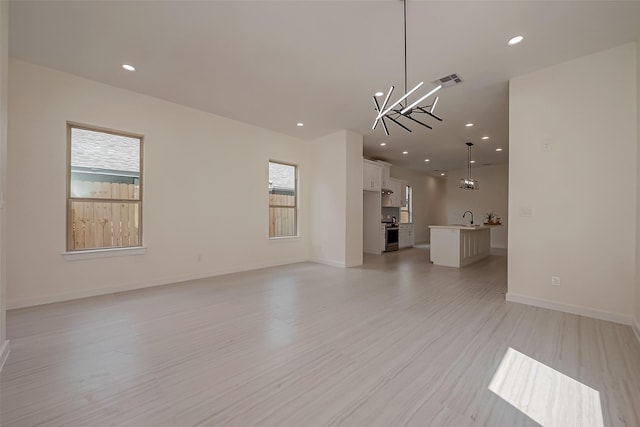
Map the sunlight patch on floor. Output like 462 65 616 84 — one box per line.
489 347 604 427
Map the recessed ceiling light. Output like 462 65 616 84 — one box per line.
470 160 476 164
424 159 430 162
508 35 524 46
122 64 135 71
465 123 474 127
402 151 408 154
380 142 386 146
496 148 503 152
375 91 384 97
482 136 489 140
296 122 304 127
440 173 446 176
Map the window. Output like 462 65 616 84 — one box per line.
67 123 143 251
268 161 297 238
400 185 412 223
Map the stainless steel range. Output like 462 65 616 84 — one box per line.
383 222 399 252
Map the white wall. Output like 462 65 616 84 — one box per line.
389 166 447 244
0 0 9 364
636 40 640 337
363 191 382 254
445 164 509 248
508 43 637 323
308 130 363 267
7 59 314 308
344 131 363 267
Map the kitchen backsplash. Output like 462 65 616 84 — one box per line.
381 207 400 222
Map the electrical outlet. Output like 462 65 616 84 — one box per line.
551 276 560 286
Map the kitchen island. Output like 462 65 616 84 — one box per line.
429 225 491 267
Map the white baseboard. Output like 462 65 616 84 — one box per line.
0 340 10 372
633 319 640 345
310 258 346 268
505 292 633 326
7 257 310 309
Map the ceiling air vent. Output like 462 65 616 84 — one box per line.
433 73 463 88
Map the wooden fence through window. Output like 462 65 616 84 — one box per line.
70 181 140 250
72 183 292 247
269 193 296 237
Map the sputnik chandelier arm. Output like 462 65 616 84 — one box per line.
371 0 443 136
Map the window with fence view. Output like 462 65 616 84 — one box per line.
68 124 143 251
269 161 297 238
401 185 412 223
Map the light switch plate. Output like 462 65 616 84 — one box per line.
519 207 532 217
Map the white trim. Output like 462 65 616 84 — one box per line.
633 319 640 345
62 246 146 261
268 236 300 241
310 258 346 268
0 340 10 372
505 292 633 325
7 257 309 309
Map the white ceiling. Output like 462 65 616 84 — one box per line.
9 1 640 174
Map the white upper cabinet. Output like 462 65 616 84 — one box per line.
378 161 392 190
363 160 381 192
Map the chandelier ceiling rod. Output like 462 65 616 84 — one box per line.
403 0 407 101
468 142 472 180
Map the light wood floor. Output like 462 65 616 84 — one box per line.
2 247 640 426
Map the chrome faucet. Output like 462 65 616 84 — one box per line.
463 210 474 225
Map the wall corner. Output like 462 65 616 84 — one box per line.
635 40 640 336
0 0 9 350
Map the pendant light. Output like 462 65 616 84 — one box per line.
459 142 479 190
371 0 443 136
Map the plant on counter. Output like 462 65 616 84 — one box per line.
484 211 502 225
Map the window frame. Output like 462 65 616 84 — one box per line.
268 160 298 239
66 122 144 252
400 184 412 224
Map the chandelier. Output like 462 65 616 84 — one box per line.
459 142 479 190
371 0 443 136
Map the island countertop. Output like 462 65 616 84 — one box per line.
429 224 493 230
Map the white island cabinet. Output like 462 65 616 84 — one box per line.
429 225 491 267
